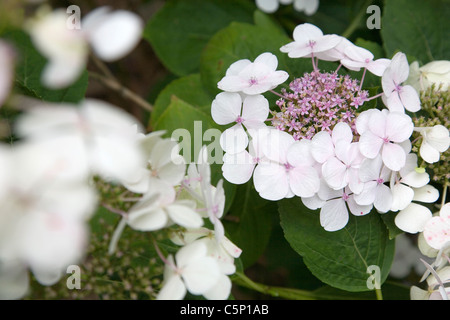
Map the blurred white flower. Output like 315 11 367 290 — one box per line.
0 140 97 299
406 60 450 92
423 203 450 251
16 99 146 184
27 6 143 88
256 0 319 15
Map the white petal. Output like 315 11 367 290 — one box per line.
157 274 186 300
241 94 269 124
399 85 421 112
331 122 353 145
412 185 440 203
87 10 143 61
311 131 334 163
359 131 383 159
374 184 393 213
253 163 289 201
254 52 278 71
128 206 168 231
301 194 325 210
367 58 391 77
166 203 203 229
322 157 348 190
320 199 349 232
289 166 320 198
385 112 413 143
255 0 279 13
222 151 255 184
203 274 232 300
260 129 294 164
395 203 432 233
182 257 220 295
382 142 406 171
420 141 442 164
347 195 373 216
293 23 323 42
219 125 248 154
390 183 414 211
211 92 242 125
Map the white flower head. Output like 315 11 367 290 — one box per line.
415 125 450 164
253 129 320 201
212 92 269 154
256 0 319 15
356 109 414 171
280 23 341 59
27 6 143 88
406 60 450 92
217 52 289 95
156 241 221 300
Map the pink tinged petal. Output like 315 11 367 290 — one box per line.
381 142 406 171
287 139 316 167
217 75 249 92
225 59 251 76
389 52 410 84
359 131 384 159
157 274 186 300
280 42 311 58
317 179 344 200
311 131 334 163
301 194 326 210
322 157 348 190
313 35 342 53
166 203 203 229
374 183 393 213
367 58 391 77
355 109 378 135
412 185 439 203
289 166 320 197
390 183 414 211
211 92 242 125
359 156 383 182
423 216 450 250
293 23 324 42
354 181 377 206
241 94 269 123
344 45 374 64
253 163 290 201
260 129 294 163
385 92 406 113
381 68 397 96
254 52 279 70
222 151 255 184
399 85 421 112
332 122 353 145
347 195 373 216
348 168 364 195
219 125 248 154
320 198 349 232
368 110 387 138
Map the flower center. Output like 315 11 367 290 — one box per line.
376 178 384 185
342 192 350 201
235 115 243 124
249 77 258 86
284 162 294 171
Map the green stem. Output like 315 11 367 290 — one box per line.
341 0 374 39
375 288 383 300
233 272 363 300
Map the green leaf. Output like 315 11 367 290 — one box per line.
279 197 395 292
223 182 276 268
381 0 450 63
4 29 88 104
150 74 213 129
144 0 255 76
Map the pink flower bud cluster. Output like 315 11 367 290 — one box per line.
271 71 369 140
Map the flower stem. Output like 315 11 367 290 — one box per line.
89 71 154 112
233 272 367 300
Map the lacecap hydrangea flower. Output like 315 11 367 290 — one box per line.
212 22 446 233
